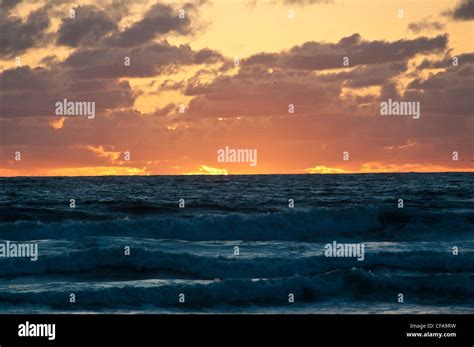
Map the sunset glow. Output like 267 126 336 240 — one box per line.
1 0 472 176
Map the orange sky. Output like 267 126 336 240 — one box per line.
0 0 473 176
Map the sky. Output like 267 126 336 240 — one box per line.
0 0 473 176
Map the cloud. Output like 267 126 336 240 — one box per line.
185 65 342 119
0 1 471 178
56 5 117 47
444 0 474 21
243 34 448 70
85 145 122 163
0 7 50 58
193 48 225 64
107 2 202 47
417 53 474 69
406 56 474 116
408 19 445 33
331 62 407 88
2 0 21 11
184 34 454 121
0 66 57 91
0 66 136 118
62 41 225 79
384 139 416 151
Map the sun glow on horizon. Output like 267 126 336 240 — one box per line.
185 165 229 175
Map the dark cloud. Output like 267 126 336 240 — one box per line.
445 0 474 20
159 79 186 92
152 103 176 117
314 61 407 89
1 0 21 11
0 66 58 90
183 34 469 123
62 41 224 79
107 2 199 47
102 0 147 22
56 5 117 47
244 53 279 66
406 57 474 116
243 34 448 70
185 65 342 119
40 55 61 67
0 66 136 118
193 48 224 64
0 7 50 58
408 19 445 33
418 53 474 69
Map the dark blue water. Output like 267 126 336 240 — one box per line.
0 173 473 313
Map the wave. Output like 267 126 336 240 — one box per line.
0 247 473 279
0 206 472 242
0 270 472 309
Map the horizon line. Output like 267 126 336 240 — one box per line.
1 171 473 178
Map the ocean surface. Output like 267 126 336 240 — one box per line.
0 173 473 314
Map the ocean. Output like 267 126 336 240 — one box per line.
0 173 473 314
